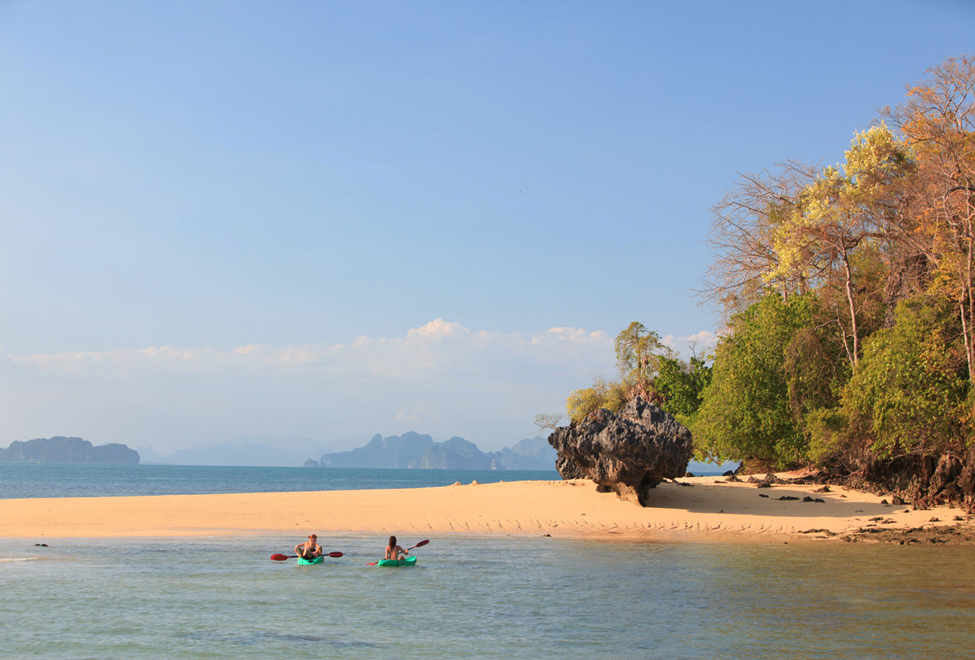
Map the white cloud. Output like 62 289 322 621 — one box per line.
1 320 622 453
3 321 719 453
661 330 719 358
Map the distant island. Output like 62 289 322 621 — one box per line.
310 432 556 471
0 436 140 465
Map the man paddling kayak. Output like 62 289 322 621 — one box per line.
294 534 323 560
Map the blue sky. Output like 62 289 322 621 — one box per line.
2 1 973 455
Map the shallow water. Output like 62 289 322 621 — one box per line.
1 535 973 659
0 463 561 499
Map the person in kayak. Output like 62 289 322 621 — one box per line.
294 534 323 560
385 535 409 561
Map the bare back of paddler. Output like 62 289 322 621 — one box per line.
385 535 408 561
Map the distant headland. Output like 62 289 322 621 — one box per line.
0 437 140 465
310 432 556 471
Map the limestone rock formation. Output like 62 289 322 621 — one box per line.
547 396 693 505
0 436 140 464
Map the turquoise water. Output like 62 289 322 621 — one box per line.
1 465 972 657
2 535 973 659
0 463 561 499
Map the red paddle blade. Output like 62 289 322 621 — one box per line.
327 552 343 558
410 540 430 550
270 554 292 561
366 561 378 566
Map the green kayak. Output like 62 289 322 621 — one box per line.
297 555 324 565
376 556 417 567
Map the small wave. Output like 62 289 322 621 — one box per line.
0 557 39 563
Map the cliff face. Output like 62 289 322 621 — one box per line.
0 437 140 464
319 433 556 470
320 432 435 468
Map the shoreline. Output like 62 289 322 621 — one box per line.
0 477 971 543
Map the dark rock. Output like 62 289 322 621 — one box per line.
815 485 831 493
758 493 769 498
547 396 693 505
802 496 825 503
722 470 735 477
776 496 800 501
302 458 320 468
685 472 695 478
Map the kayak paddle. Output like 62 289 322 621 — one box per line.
367 540 430 566
270 551 343 561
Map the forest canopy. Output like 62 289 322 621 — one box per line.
553 56 975 508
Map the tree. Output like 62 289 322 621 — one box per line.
835 295 969 462
766 126 915 370
564 376 627 425
614 322 671 384
654 354 713 424
693 294 813 468
703 162 818 319
888 56 975 381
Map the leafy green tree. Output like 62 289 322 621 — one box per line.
614 322 671 384
654 354 713 424
693 294 813 468
831 296 970 462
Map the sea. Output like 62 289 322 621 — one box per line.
2 464 974 659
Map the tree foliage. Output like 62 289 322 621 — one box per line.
695 55 975 476
693 294 812 468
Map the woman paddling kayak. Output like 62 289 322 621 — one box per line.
384 535 409 561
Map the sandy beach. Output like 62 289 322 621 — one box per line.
2 475 971 542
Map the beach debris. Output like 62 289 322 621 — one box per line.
815 485 831 493
776 496 800 501
748 472 781 488
929 517 940 522
802 496 826 503
758 493 769 498
547 395 693 506
725 474 741 483
34 543 49 547
799 528 837 536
